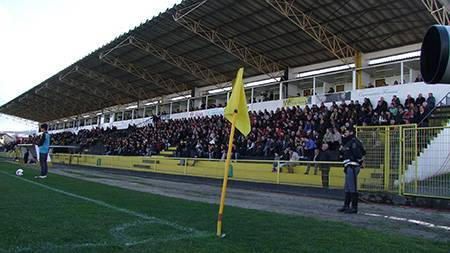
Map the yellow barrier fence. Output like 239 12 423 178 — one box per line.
401 126 450 199
49 153 381 191
356 124 416 193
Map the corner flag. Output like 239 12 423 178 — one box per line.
217 67 251 237
224 67 251 136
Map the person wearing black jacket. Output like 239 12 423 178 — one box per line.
316 143 338 188
338 128 365 214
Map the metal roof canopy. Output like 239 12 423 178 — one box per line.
0 0 436 122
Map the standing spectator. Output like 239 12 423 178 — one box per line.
304 148 319 175
427 93 436 109
316 143 336 188
416 106 429 127
272 152 281 172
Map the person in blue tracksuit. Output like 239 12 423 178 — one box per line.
35 124 51 179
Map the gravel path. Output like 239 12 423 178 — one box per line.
52 165 450 242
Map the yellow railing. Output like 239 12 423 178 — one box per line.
356 124 417 193
50 153 383 191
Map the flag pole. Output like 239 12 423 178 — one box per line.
216 110 238 237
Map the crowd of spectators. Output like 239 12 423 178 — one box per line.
11 93 436 161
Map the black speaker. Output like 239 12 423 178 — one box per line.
421 25 450 84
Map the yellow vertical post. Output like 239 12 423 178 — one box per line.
216 112 237 237
414 128 419 193
384 127 391 191
355 51 363 89
184 158 188 175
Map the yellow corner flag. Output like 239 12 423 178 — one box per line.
217 67 251 238
224 67 251 136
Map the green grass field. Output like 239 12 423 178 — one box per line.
0 161 448 253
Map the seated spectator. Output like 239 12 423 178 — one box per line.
374 97 388 114
415 75 423 82
391 95 400 106
416 93 426 107
327 87 335 93
404 95 415 108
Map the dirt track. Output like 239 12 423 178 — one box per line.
51 165 450 242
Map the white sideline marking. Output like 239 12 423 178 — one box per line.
363 212 450 231
0 170 211 252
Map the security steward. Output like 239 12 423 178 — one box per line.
338 127 365 214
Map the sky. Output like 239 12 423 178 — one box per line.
0 0 181 132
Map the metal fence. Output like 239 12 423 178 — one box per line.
356 124 416 193
401 126 450 199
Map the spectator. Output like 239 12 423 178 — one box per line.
416 93 426 107
404 95 415 108
374 97 388 113
327 87 335 93
427 93 436 109
316 143 337 188
416 106 429 127
391 95 400 106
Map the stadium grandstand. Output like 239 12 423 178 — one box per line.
1 0 450 200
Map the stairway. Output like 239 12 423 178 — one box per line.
428 105 450 127
404 121 450 183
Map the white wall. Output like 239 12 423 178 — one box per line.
352 82 450 105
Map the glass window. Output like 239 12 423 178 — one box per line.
124 110 132 120
144 107 155 118
114 112 123 121
135 108 144 119
104 113 110 123
335 84 345 92
92 116 98 125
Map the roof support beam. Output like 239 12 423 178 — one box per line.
33 92 82 116
110 36 230 87
422 0 450 25
265 0 359 64
3 103 42 122
58 74 122 106
40 83 96 114
18 95 65 120
73 65 149 100
173 12 285 78
99 54 189 95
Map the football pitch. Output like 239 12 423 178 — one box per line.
0 161 448 253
